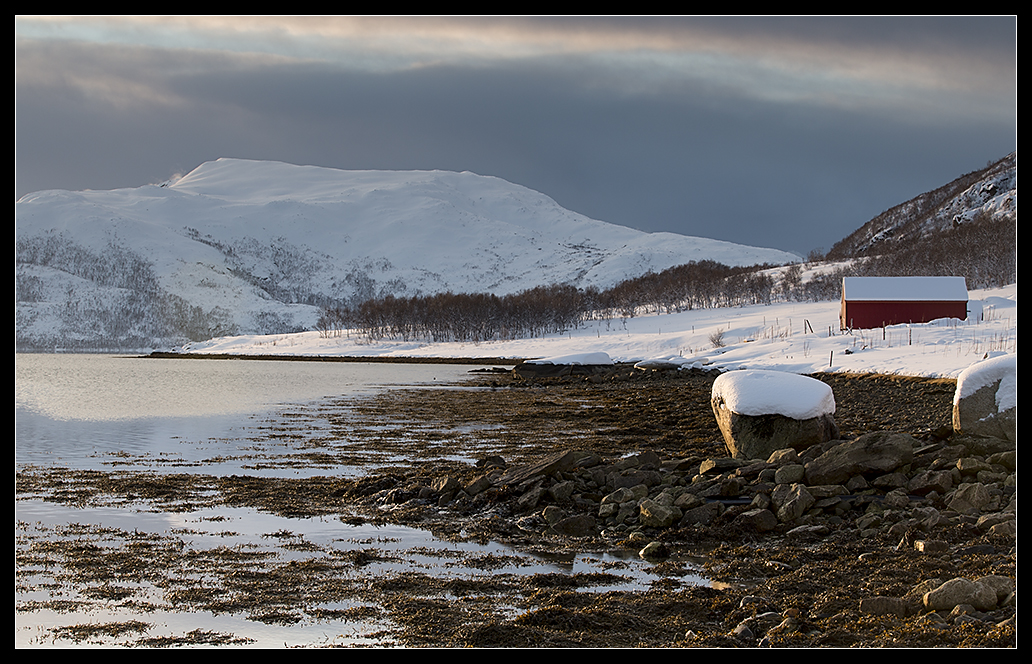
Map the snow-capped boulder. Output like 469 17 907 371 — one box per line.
634 355 713 372
711 370 838 460
952 353 1016 442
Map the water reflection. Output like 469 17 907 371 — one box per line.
15 353 471 422
15 354 474 474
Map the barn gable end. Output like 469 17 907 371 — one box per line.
840 276 968 330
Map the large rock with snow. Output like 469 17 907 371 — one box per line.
952 354 1016 442
710 370 838 460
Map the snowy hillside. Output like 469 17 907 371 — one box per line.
178 282 1018 382
827 152 1016 259
16 158 799 350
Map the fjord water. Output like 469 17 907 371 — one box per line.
15 353 473 473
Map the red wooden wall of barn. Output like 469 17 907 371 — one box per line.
840 300 968 330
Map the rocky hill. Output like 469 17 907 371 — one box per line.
826 152 1016 260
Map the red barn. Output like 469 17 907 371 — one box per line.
840 277 968 330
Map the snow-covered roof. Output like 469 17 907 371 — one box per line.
842 276 968 302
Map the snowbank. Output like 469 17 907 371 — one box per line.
526 352 614 365
711 370 836 420
634 355 713 371
174 283 1017 382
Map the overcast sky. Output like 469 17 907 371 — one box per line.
15 16 1016 257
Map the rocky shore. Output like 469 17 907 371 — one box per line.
330 366 1017 646
16 363 1016 647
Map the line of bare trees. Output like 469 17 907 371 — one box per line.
317 284 589 343
316 260 788 344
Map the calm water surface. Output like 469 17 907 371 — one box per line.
15 353 473 472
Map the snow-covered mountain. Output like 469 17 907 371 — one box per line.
15 158 799 350
826 152 1016 259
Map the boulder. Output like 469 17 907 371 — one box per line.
804 431 916 486
549 513 597 538
638 499 682 528
952 354 1016 442
922 577 998 612
711 370 838 459
493 449 593 487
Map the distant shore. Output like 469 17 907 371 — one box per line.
143 351 521 366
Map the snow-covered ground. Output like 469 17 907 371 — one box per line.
176 283 1017 381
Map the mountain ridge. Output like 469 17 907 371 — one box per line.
16 159 800 349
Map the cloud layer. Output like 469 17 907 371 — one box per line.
15 16 1016 256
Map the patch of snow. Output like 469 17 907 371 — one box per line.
526 352 613 365
634 355 712 371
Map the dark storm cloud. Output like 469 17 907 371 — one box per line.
15 17 1016 256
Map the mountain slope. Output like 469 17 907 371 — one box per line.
15 158 799 349
826 152 1016 260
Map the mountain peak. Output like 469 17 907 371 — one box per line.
16 159 799 349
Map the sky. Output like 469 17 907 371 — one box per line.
14 16 1017 258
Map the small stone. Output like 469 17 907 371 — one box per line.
431 475 460 494
774 463 805 484
771 483 814 523
914 539 949 554
550 514 597 538
734 508 778 533
988 520 1016 537
680 501 723 526
517 485 547 511
639 541 670 559
767 448 800 465
739 595 766 609
541 505 565 525
464 473 493 496
975 575 1015 603
947 483 992 514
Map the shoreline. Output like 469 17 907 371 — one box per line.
141 352 960 385
142 351 523 365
